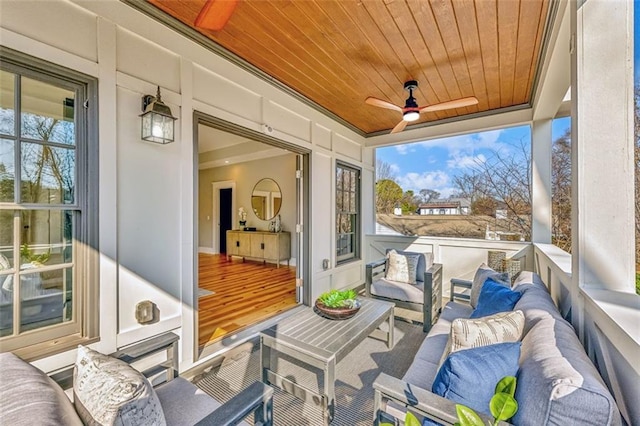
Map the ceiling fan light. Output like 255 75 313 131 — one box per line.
403 111 420 122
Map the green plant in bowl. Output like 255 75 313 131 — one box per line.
317 289 358 308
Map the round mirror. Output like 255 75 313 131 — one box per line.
251 178 282 221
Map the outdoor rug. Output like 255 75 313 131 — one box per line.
195 320 424 425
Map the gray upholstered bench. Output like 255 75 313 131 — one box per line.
0 332 273 426
373 269 621 426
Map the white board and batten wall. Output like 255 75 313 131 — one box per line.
1 0 371 372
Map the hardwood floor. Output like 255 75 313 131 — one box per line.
198 253 297 348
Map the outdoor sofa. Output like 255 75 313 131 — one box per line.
0 332 273 426
373 265 622 425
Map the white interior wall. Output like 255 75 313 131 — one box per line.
198 154 298 259
1 0 370 372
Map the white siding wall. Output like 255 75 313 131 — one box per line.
1 0 369 372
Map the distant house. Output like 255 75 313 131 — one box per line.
417 198 471 215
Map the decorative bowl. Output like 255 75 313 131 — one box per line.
314 299 361 320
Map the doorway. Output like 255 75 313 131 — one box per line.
195 113 310 352
219 188 232 253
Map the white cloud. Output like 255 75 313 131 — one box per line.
447 153 486 169
389 163 401 175
396 145 408 155
414 129 504 156
397 170 450 193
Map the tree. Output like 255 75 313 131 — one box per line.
376 159 395 182
375 179 403 214
452 138 532 239
552 129 572 252
418 189 440 204
634 86 640 269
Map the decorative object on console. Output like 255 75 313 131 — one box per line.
314 289 361 320
238 206 247 227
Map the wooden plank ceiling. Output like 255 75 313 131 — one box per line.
146 0 550 135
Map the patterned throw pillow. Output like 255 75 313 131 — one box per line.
439 310 525 368
74 345 167 426
385 249 420 284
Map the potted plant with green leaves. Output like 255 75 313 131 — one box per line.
380 376 518 426
315 289 361 320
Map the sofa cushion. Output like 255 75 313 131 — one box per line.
0 352 83 426
385 249 433 283
432 342 522 416
385 250 421 284
511 276 622 426
470 263 510 308
449 309 524 354
470 278 522 318
370 278 425 304
74 345 167 426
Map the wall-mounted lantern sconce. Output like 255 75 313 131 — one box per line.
140 86 177 144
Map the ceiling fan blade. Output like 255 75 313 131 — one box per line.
390 120 408 134
419 96 479 113
194 0 239 31
365 97 403 112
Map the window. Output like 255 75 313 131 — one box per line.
336 162 360 264
0 49 98 357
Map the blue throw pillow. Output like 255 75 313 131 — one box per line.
431 342 521 416
470 278 522 318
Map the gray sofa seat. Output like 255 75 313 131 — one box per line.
374 269 622 426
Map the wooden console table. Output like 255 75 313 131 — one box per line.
226 230 290 268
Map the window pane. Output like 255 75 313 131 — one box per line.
0 139 14 202
0 70 15 136
20 209 73 267
21 142 75 204
20 77 75 145
19 267 72 332
0 210 14 268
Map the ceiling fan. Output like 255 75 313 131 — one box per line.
365 81 479 134
194 0 239 31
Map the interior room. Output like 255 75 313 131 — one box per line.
197 124 299 348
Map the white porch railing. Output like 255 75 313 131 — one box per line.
365 235 639 424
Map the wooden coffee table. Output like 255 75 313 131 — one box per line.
260 297 395 424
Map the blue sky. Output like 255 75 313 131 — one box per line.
377 2 639 199
377 117 571 199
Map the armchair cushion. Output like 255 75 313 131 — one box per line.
369 278 426 304
385 250 421 284
74 345 166 426
385 249 433 283
470 263 510 308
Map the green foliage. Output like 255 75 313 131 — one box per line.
454 376 518 426
454 404 484 426
494 376 517 397
376 179 403 214
636 273 640 295
20 244 50 265
317 289 357 308
489 392 518 423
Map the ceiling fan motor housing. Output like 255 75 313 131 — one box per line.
403 80 419 109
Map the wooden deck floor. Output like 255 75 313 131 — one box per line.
198 253 297 348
